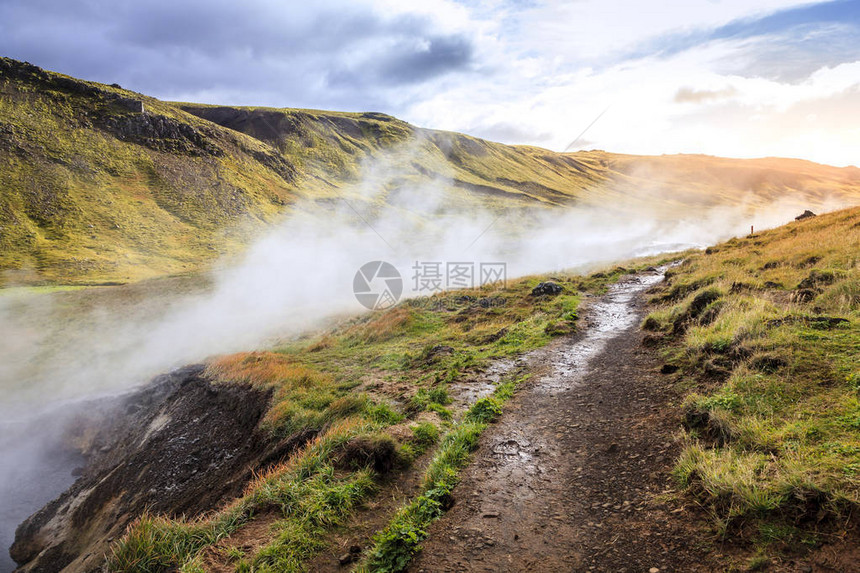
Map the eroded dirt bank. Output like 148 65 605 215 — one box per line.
9 366 299 573
410 270 718 572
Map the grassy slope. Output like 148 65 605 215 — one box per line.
3 57 860 285
643 207 859 561
106 268 632 572
0 58 608 286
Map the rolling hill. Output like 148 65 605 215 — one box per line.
1 57 859 285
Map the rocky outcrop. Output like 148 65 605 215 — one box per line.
100 113 222 156
531 281 564 296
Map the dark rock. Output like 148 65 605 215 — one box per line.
482 328 508 344
762 281 782 289
423 345 455 361
339 553 356 565
113 97 145 114
795 210 817 221
798 255 822 268
531 282 564 296
808 316 850 329
361 111 395 122
660 364 679 375
100 112 222 156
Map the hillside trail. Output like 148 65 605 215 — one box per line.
410 269 718 573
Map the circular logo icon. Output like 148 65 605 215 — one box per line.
353 261 403 310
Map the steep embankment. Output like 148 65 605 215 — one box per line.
11 366 277 573
3 57 860 285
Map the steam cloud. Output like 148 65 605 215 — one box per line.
1 134 849 413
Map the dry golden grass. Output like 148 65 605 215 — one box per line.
205 351 327 390
646 207 860 544
345 306 417 344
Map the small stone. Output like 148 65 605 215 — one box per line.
338 553 355 566
649 568 660 573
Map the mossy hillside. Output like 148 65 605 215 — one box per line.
4 58 860 286
643 207 860 554
0 59 299 284
1 58 607 285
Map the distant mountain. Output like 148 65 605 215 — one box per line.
1 57 858 285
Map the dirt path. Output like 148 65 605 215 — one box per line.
410 270 718 573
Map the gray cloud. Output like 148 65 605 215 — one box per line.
0 0 476 111
732 30 859 83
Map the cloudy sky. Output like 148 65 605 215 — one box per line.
1 0 858 166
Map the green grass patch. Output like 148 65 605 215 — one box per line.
356 375 525 572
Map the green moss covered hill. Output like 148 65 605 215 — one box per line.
2 57 859 285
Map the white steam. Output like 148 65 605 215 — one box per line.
0 137 850 419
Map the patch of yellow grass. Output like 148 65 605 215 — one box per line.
205 351 327 390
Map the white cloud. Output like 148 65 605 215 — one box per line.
1 0 857 166
398 2 859 167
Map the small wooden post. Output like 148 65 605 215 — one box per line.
750 225 754 236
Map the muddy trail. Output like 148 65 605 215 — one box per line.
410 270 717 573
